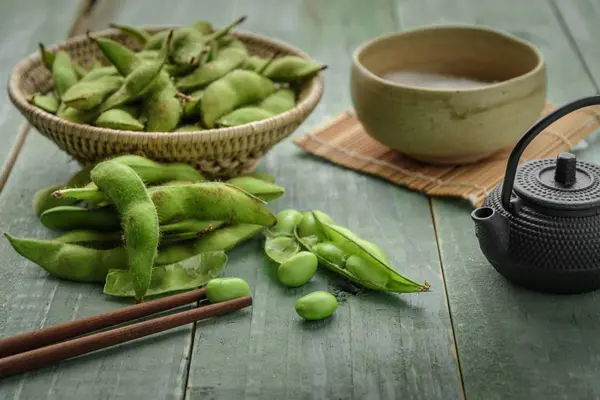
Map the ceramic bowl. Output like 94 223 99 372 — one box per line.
350 25 547 164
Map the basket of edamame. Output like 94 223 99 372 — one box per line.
7 16 324 178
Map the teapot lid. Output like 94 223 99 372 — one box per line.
513 152 600 211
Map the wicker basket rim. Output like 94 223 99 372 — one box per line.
7 26 324 143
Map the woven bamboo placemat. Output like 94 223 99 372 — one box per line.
294 103 600 208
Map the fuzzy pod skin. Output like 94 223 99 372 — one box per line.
33 184 75 217
95 107 144 131
241 55 270 72
261 55 325 83
40 205 120 231
78 66 120 83
109 23 150 45
39 43 55 70
155 224 262 265
91 160 160 302
62 75 124 111
56 104 100 124
144 30 171 50
181 89 204 120
52 51 79 98
259 88 296 114
111 154 205 183
89 35 141 76
295 291 338 321
205 277 249 303
225 176 284 201
5 234 127 282
216 107 274 127
277 251 318 287
160 220 223 234
144 84 182 132
201 69 276 128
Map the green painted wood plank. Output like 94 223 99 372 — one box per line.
110 1 462 399
0 0 82 180
396 0 600 399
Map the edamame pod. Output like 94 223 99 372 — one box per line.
259 88 296 114
216 107 273 127
91 160 160 302
33 184 73 217
242 55 270 72
109 22 150 45
144 85 182 132
160 220 223 234
295 291 337 321
27 94 59 114
62 75 124 111
104 251 227 298
38 42 55 70
55 230 122 248
88 33 141 76
181 89 203 120
78 66 119 83
201 69 276 128
40 205 120 231
56 104 100 124
297 210 333 240
312 242 348 266
262 55 326 83
206 277 249 303
226 176 284 201
52 51 79 98
95 107 144 131
5 234 127 282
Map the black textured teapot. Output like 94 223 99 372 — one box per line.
471 95 600 294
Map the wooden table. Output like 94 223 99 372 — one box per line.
1 0 599 398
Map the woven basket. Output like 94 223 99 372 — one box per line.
7 27 324 178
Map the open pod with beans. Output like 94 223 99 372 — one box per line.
29 16 326 133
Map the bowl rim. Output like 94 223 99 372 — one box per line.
351 24 545 93
7 26 324 140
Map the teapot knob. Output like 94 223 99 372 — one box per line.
554 152 577 187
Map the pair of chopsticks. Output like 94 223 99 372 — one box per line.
0 289 252 378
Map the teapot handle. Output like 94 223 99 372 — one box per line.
501 95 600 212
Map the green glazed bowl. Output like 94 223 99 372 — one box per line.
350 25 547 164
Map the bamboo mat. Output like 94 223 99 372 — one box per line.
294 103 600 208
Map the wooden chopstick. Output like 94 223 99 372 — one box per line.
0 288 207 359
0 295 252 378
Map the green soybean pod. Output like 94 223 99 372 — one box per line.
62 75 124 111
95 107 145 131
192 20 214 35
40 205 120 231
259 88 296 115
88 33 141 76
52 51 79 98
160 220 224 234
78 66 120 83
27 93 59 114
226 176 284 202
201 69 276 128
38 43 55 70
345 254 389 287
56 104 100 124
241 55 270 72
33 184 71 217
91 160 160 302
144 30 171 50
277 251 318 287
262 55 326 83
181 89 204 120
216 107 273 127
270 209 303 236
206 277 249 303
295 291 338 321
144 85 182 132
109 22 150 45
4 234 127 282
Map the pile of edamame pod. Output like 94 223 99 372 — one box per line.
5 154 429 319
29 16 325 131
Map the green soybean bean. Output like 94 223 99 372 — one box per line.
176 42 248 93
144 85 182 132
91 160 160 302
100 31 172 112
262 55 326 83
5 234 127 282
345 254 389 287
38 43 55 70
297 210 333 239
109 22 150 45
89 33 140 76
277 251 317 287
181 89 204 120
40 205 120 231
216 107 274 127
269 209 303 236
295 291 337 321
27 93 59 114
201 69 276 128
62 75 124 111
206 277 249 303
104 251 227 298
155 224 262 265
52 51 79 98
226 176 284 201
312 242 348 266
95 107 144 131
259 88 296 114
78 66 120 83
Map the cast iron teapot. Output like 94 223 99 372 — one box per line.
472 95 600 294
